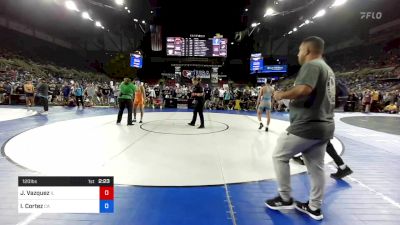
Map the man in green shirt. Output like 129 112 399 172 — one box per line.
117 78 136 125
265 36 335 221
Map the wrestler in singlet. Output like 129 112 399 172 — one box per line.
133 85 145 107
24 81 35 109
258 85 274 112
133 83 145 123
257 83 274 131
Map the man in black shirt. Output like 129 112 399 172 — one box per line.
102 85 111 105
188 78 205 128
16 83 24 94
204 84 211 109
204 84 211 101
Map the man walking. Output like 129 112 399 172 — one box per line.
36 79 49 115
265 36 336 221
256 79 274 132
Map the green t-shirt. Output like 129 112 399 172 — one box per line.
287 59 335 140
118 83 136 100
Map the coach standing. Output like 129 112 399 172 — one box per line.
36 79 49 115
265 36 335 221
116 78 136 125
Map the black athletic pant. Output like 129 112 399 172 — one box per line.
190 101 204 126
40 96 48 112
326 141 345 166
76 96 84 107
117 99 133 124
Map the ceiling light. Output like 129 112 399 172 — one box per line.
81 12 93 21
142 20 146 24
65 1 79 12
313 9 326 19
134 18 138 22
95 21 102 27
293 27 298 32
332 0 347 7
115 0 124 6
264 8 275 17
305 19 310 24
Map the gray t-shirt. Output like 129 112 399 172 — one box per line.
287 59 335 140
36 83 49 97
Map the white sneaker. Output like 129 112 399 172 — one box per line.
41 111 48 115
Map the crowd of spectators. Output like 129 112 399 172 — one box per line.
0 47 113 107
1 43 399 114
142 83 290 112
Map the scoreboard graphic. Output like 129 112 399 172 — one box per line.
18 176 114 213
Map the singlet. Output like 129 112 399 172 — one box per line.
260 85 274 102
24 84 34 94
134 86 144 104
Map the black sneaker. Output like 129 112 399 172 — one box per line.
258 123 264 130
188 123 195 126
139 121 143 123
330 166 353 179
265 127 269 132
133 119 136 122
292 156 305 165
265 196 294 210
198 125 205 129
127 123 134 126
295 201 323 220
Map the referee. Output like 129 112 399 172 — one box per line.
188 77 205 129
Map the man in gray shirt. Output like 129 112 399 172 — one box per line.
36 79 49 114
265 36 335 221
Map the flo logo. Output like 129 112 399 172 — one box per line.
360 12 382 20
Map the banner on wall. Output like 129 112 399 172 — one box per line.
182 69 211 79
211 73 218 84
175 66 181 76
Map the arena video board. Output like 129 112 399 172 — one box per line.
166 35 227 57
250 53 264 72
130 53 143 68
251 65 287 74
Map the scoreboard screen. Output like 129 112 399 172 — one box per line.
250 53 263 72
166 35 227 57
18 176 114 213
251 65 288 74
130 53 143 68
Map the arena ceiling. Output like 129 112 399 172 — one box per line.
0 0 399 54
